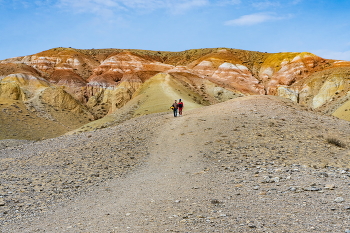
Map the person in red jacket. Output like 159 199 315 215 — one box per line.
178 99 184 116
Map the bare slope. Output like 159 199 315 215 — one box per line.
66 72 205 134
0 99 78 140
333 100 350 121
1 96 350 232
1 47 350 141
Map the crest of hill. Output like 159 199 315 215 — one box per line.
1 47 333 77
0 63 40 77
31 47 335 78
32 47 271 67
2 46 350 141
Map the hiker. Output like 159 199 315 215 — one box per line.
171 100 178 117
178 99 184 116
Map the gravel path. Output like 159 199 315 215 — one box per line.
1 96 350 232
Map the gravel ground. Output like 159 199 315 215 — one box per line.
1 95 350 232
0 139 34 150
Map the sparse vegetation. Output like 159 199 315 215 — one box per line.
326 137 347 148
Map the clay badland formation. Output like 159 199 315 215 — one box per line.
0 48 350 232
1 47 350 139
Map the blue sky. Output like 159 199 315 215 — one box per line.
1 0 350 61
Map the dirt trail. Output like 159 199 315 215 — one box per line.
2 96 350 232
10 113 214 232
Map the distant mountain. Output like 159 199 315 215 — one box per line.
1 47 350 140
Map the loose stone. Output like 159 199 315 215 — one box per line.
334 197 344 203
324 184 336 190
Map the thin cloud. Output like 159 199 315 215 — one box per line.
4 0 236 15
252 1 280 9
251 0 303 9
225 12 289 26
56 0 210 16
291 0 303 4
169 0 209 14
215 0 241 6
57 0 121 16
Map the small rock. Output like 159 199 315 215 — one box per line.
335 197 344 203
318 172 328 178
261 176 272 183
273 177 280 183
303 186 321 191
0 198 5 206
345 229 350 233
211 199 221 204
324 184 336 190
248 224 256 228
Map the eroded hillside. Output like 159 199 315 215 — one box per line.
1 47 350 139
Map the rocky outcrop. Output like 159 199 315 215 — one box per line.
40 87 91 115
0 81 23 100
259 52 329 94
198 61 265 95
275 66 350 117
312 75 346 109
87 52 173 87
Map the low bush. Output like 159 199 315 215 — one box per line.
326 137 347 148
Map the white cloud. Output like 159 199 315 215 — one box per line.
225 12 289 26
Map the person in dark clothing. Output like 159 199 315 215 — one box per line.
171 100 178 117
178 99 184 116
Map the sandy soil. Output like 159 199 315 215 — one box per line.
1 96 350 232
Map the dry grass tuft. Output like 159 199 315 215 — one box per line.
326 137 347 148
